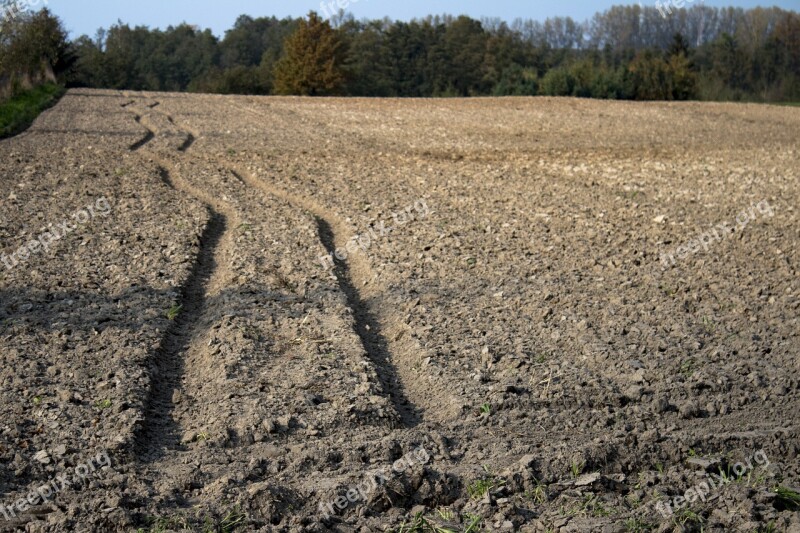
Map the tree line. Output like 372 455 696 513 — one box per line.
0 3 69 98
2 4 799 101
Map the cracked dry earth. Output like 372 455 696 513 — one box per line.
0 91 798 533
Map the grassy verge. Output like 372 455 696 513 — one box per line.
0 83 66 139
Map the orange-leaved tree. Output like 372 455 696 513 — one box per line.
273 11 346 96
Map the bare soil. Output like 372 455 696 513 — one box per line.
0 91 798 532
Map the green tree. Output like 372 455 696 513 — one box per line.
492 64 538 96
100 23 149 89
667 33 691 58
0 7 69 94
712 33 747 92
539 66 574 96
188 65 262 94
273 11 346 96
383 21 431 96
220 15 298 70
340 19 394 96
666 35 698 100
626 51 672 100
431 16 489 96
66 34 105 87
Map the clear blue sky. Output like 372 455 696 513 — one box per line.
46 0 798 38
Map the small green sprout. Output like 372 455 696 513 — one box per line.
166 304 183 320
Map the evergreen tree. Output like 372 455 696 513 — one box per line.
666 34 697 100
273 12 346 96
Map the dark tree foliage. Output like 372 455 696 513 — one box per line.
272 11 346 96
1 6 69 95
61 5 800 102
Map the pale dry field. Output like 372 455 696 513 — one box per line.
0 91 798 532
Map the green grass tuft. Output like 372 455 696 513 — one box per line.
166 304 183 321
624 518 655 532
467 466 505 499
775 486 800 510
0 84 65 139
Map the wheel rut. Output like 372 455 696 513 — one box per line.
229 168 445 426
127 101 450 435
177 133 195 152
126 103 237 461
136 192 227 460
129 115 155 151
315 216 421 426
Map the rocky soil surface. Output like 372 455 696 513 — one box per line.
0 91 798 532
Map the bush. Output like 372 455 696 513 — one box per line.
539 67 573 96
492 65 539 96
625 52 673 100
591 67 628 99
568 61 597 97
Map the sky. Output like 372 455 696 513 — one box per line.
35 0 800 38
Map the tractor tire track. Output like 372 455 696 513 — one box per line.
137 106 424 428
135 191 226 460
129 115 155 151
228 166 459 426
126 104 238 460
177 133 195 152
134 103 457 427
314 215 421 427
